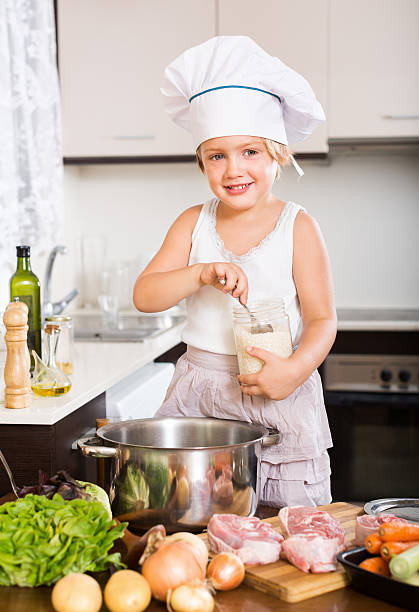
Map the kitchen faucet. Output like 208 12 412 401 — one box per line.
43 245 79 318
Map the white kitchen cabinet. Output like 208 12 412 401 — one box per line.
57 0 215 158
329 0 419 139
217 0 329 153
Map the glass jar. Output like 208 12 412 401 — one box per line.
44 315 74 374
233 299 293 375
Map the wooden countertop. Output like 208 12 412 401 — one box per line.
0 575 404 612
0 497 406 612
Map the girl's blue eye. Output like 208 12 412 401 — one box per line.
210 153 224 161
244 149 257 156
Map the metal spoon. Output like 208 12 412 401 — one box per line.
235 299 274 334
0 450 21 497
219 277 273 334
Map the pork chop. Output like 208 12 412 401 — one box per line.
278 506 346 573
207 513 283 565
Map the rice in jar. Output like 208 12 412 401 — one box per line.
233 299 292 375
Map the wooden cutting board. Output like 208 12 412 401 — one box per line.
205 501 363 604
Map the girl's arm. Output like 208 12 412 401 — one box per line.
134 206 249 312
238 211 337 400
289 210 337 383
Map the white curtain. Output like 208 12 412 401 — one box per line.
0 0 63 307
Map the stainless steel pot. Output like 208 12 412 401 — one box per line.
78 417 281 533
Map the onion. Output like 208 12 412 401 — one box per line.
207 552 245 591
51 573 102 612
164 532 209 567
142 539 206 601
104 569 151 612
168 584 214 612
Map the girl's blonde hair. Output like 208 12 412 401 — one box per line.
196 138 291 179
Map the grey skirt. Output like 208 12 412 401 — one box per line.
156 346 332 507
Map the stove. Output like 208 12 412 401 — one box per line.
323 317 419 501
324 354 419 393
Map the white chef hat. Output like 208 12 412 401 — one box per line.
161 36 325 175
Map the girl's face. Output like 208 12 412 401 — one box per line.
200 135 278 211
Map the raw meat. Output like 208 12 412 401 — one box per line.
355 513 407 546
282 533 339 573
278 506 346 573
279 506 345 549
207 513 283 565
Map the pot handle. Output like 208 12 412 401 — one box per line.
77 437 117 458
262 429 282 447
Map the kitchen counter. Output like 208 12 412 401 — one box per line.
0 577 405 611
0 318 186 425
337 308 419 331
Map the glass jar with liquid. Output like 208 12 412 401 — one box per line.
31 325 72 397
233 299 293 375
44 315 74 374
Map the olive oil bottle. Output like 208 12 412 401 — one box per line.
10 245 42 372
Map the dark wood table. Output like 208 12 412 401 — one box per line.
0 496 406 612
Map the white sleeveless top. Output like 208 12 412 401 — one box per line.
182 198 305 355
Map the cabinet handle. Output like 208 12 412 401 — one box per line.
112 134 155 140
382 114 419 120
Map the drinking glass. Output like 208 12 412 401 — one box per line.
80 235 107 308
98 294 120 329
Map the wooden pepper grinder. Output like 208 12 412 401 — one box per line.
3 299 31 409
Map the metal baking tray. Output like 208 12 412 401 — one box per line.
364 498 419 523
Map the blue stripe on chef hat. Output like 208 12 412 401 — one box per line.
189 85 282 104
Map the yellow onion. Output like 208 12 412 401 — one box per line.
142 539 206 601
51 573 102 612
164 532 209 568
207 552 245 591
168 584 214 612
104 570 151 612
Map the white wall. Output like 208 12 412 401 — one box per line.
29 151 419 311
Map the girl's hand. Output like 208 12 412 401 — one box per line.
199 262 248 303
237 347 302 400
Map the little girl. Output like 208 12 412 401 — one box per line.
133 36 337 508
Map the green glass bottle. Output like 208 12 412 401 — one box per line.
10 245 42 372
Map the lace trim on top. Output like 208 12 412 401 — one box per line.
208 199 292 263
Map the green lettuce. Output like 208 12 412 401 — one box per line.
77 480 112 518
0 494 127 587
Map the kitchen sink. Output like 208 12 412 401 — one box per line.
72 313 185 342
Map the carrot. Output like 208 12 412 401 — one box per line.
379 522 419 542
364 533 382 554
380 541 419 562
359 556 390 576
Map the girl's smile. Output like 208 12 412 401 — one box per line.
224 181 254 194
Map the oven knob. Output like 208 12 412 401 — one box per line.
399 369 411 383
380 369 392 383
